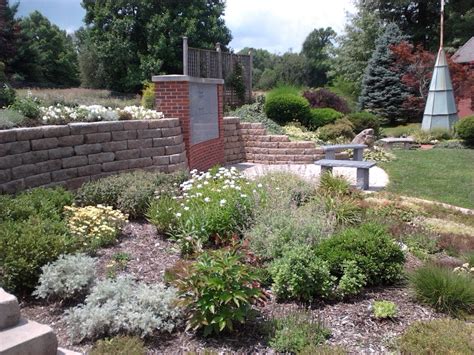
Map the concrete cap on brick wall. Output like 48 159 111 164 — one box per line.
152 75 224 85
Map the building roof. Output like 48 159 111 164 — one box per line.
452 37 474 64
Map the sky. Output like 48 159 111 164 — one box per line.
16 0 355 53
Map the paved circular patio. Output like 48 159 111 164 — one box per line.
228 163 389 191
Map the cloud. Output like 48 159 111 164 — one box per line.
224 0 355 53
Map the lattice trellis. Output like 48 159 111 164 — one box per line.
183 38 252 107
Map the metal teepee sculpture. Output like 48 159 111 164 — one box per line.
421 0 459 131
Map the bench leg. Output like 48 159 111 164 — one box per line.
356 168 369 190
353 148 364 161
325 151 336 160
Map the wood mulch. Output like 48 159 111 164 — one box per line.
20 221 445 354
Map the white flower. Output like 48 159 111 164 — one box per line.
175 212 182 217
204 197 211 203
257 183 263 188
220 199 226 206
240 194 247 198
184 206 190 211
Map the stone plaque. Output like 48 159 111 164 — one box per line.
189 82 219 145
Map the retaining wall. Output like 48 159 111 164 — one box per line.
224 118 327 164
0 119 187 194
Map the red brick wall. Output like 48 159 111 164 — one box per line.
155 80 225 171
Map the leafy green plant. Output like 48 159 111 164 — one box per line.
268 311 331 353
318 172 352 198
65 276 181 342
33 253 97 300
140 81 155 109
456 115 474 146
323 196 364 226
430 128 452 141
316 223 405 286
318 118 355 141
270 246 334 301
397 319 474 354
347 111 381 134
308 107 344 129
265 90 311 125
172 248 262 336
335 260 366 299
0 108 25 128
410 264 474 317
90 336 146 355
106 252 131 278
372 300 397 319
433 139 466 149
227 62 246 104
9 96 41 119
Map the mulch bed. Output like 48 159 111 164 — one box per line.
20 221 445 354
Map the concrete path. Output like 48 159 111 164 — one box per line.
228 163 389 191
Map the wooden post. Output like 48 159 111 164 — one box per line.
248 49 253 102
206 50 211 78
216 42 223 79
183 37 188 76
196 50 201 77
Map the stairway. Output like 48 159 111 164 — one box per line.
0 288 81 355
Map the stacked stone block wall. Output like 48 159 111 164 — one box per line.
0 119 187 194
223 118 326 164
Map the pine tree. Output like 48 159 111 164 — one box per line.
359 23 410 124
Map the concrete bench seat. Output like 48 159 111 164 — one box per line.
379 137 415 149
321 144 367 161
315 159 377 190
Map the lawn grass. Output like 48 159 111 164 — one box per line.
380 148 474 209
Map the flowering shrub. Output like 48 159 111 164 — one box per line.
454 263 474 275
147 167 262 254
65 205 128 252
39 104 164 124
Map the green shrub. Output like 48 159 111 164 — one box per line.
33 253 97 300
172 249 261 336
318 118 355 141
0 217 74 293
90 336 146 355
456 116 474 146
270 247 334 301
372 300 397 319
397 319 473 354
0 83 16 108
9 97 41 119
381 123 420 138
140 81 155 109
316 223 405 286
434 139 466 149
303 88 351 114
268 311 331 353
76 170 186 218
264 92 311 125
308 108 344 130
323 196 364 226
65 276 181 342
0 109 25 129
410 264 474 317
335 260 366 299
318 172 352 198
430 128 453 141
347 111 381 135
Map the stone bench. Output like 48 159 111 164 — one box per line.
379 137 415 149
314 159 377 190
322 144 367 161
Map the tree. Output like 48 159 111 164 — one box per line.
273 52 309 87
237 47 277 88
0 0 20 69
11 11 79 86
302 27 336 87
80 0 232 93
359 23 410 124
330 1 382 96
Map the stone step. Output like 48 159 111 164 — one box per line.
0 318 58 355
0 288 20 330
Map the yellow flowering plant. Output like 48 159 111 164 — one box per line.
64 205 128 252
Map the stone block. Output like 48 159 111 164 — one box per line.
96 121 124 132
5 141 30 155
170 152 186 164
1 179 25 194
0 169 11 184
152 156 170 165
148 119 178 129
58 135 84 147
57 347 83 355
269 135 290 142
0 288 20 330
161 127 182 137
49 147 74 160
137 129 162 139
31 138 58 151
52 168 78 182
140 147 165 157
0 154 23 169
152 137 175 147
0 130 16 143
85 132 111 144
24 173 52 188
66 176 90 189
69 122 98 135
74 143 102 155
88 152 115 164
102 141 128 152
102 160 129 172
0 318 58 355
21 150 49 164
123 120 149 130
36 159 62 174
128 157 152 169
78 164 102 177
112 130 137 141
42 125 70 138
128 139 152 149
115 149 140 160
62 156 89 169
165 144 184 155
15 127 44 141
170 135 184 144
12 164 38 179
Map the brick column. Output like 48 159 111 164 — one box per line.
153 75 225 171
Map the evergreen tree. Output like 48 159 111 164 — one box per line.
359 23 410 124
0 0 20 69
302 27 336 87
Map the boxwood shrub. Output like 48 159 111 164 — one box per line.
347 111 381 135
264 93 311 126
456 116 474 146
318 118 355 141
315 223 405 286
308 108 344 130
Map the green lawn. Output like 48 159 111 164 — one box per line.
380 148 474 209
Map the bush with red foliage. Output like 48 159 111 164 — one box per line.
303 88 351 114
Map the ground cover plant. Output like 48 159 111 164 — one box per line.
89 336 146 355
